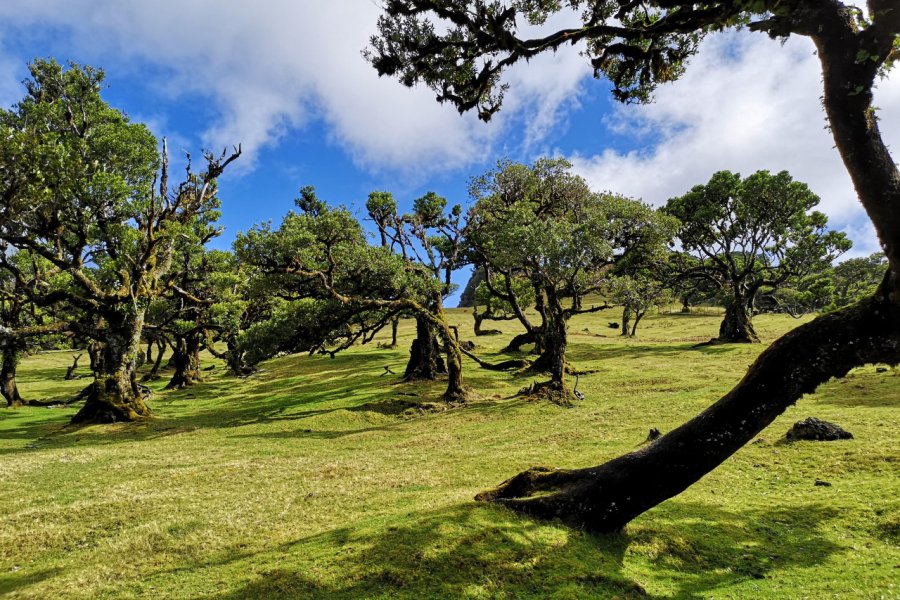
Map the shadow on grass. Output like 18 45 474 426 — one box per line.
199 501 841 600
813 372 900 408
0 567 64 596
565 342 742 365
0 349 465 451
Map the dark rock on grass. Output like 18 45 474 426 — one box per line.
814 479 832 487
786 417 853 442
459 340 477 351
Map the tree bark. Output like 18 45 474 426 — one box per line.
621 307 632 337
142 339 167 381
72 309 151 424
404 315 446 380
535 313 567 388
631 311 645 336
1 347 23 408
527 296 570 398
477 278 900 532
718 296 759 343
502 330 536 353
166 333 202 390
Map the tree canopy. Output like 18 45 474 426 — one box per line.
467 157 676 396
0 59 240 423
665 169 851 342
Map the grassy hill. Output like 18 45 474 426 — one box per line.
0 307 897 599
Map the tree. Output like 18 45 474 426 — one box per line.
831 252 888 309
472 273 534 336
604 272 672 336
665 170 851 343
0 249 67 406
0 59 240 423
467 158 676 400
237 187 470 402
369 1 900 532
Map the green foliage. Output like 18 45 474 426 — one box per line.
664 170 851 307
468 157 676 308
235 192 437 364
831 252 887 309
368 2 897 118
604 273 672 318
0 59 238 357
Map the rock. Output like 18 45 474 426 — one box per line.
876 366 888 373
459 340 476 351
607 322 620 329
814 479 832 487
786 417 853 442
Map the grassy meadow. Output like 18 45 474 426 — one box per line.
0 306 898 599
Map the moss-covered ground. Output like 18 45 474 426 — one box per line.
0 307 897 599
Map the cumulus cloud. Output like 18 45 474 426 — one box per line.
0 1 590 177
567 30 899 258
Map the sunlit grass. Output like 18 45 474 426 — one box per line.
0 307 897 598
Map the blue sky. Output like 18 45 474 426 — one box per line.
1 1 897 304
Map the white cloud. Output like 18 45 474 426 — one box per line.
0 1 589 178
567 30 899 257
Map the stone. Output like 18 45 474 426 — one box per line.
785 417 853 442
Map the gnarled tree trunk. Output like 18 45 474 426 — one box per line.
502 330 537 353
404 315 446 380
166 333 203 389
718 295 759 343
141 339 167 381
390 316 399 347
72 309 151 424
1 347 23 408
621 307 632 337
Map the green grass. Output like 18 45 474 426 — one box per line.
0 308 897 599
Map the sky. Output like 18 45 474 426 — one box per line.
0 1 897 305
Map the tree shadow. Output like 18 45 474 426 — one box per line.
0 567 64 596
812 371 899 408
201 500 842 600
0 348 474 452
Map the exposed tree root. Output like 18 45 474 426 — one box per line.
459 346 530 371
515 380 578 406
71 379 152 424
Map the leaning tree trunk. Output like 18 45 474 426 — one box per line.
404 315 446 380
439 326 467 403
477 278 900 532
166 334 203 390
718 296 759 343
1 347 23 408
72 309 152 424
631 311 645 337
141 340 167 381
